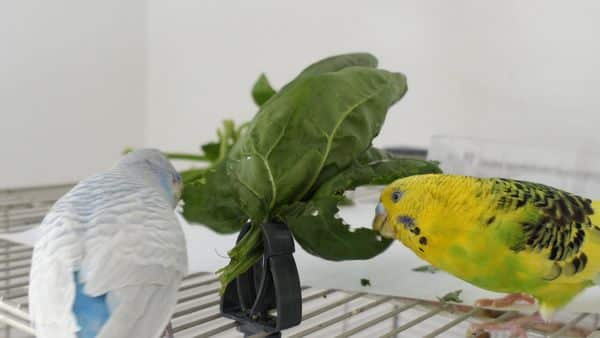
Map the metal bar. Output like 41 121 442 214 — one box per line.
193 321 237 338
0 242 19 249
548 313 588 338
0 262 30 274
380 305 447 338
179 277 219 292
0 312 34 335
182 272 210 281
0 300 30 322
177 287 220 304
302 292 366 321
172 299 220 318
0 280 28 292
0 248 32 256
334 300 421 338
0 271 29 282
173 312 222 333
289 296 390 338
0 225 38 234
6 289 29 301
422 307 479 338
0 255 32 265
301 289 334 303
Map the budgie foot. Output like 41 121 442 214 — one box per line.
161 322 174 338
469 313 591 338
475 293 536 308
469 313 543 338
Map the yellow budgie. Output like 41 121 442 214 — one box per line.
373 174 600 336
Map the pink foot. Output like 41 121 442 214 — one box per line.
162 322 174 338
470 313 591 338
475 293 536 308
469 313 543 338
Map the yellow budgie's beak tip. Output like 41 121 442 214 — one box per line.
372 203 388 232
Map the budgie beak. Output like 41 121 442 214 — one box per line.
372 202 388 231
174 180 183 202
373 202 397 239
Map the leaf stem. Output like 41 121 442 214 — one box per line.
217 223 264 292
164 153 210 161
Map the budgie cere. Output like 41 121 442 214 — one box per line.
373 174 600 321
29 149 188 338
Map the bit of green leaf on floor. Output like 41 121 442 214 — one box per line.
360 278 371 287
437 289 463 303
412 265 440 273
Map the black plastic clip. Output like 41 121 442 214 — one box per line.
220 221 302 337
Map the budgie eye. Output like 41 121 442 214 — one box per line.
391 190 403 203
172 173 181 184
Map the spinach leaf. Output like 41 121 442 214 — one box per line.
280 152 441 260
182 161 248 234
251 74 276 107
357 147 393 163
175 120 251 233
412 265 440 273
297 53 378 77
313 153 442 199
179 168 206 185
228 65 408 224
281 197 392 260
201 142 220 162
437 290 463 304
174 53 444 290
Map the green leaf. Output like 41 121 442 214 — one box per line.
182 161 248 234
297 53 378 78
280 153 440 260
437 290 463 303
357 147 393 163
165 153 208 161
360 278 371 287
281 197 392 260
180 168 206 185
217 223 263 292
313 155 442 199
228 61 408 223
251 74 276 107
412 265 440 274
201 142 220 162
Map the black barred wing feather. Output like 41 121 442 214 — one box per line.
491 178 594 278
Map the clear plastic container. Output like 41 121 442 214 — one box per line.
428 135 600 198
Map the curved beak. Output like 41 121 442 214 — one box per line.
372 202 388 231
372 202 397 239
174 181 183 202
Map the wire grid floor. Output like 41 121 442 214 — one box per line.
0 185 598 338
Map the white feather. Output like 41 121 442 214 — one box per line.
29 167 188 338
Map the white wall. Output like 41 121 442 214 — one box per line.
146 0 600 154
4 1 600 188
0 1 147 188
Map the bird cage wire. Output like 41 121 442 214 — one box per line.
0 184 598 338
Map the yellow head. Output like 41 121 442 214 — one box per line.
372 174 436 244
372 174 481 251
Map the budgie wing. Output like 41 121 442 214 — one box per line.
29 193 188 338
29 221 83 338
491 178 596 279
79 212 188 338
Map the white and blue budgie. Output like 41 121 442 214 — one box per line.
29 149 188 338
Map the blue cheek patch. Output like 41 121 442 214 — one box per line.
159 172 175 206
397 215 416 229
72 272 110 338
